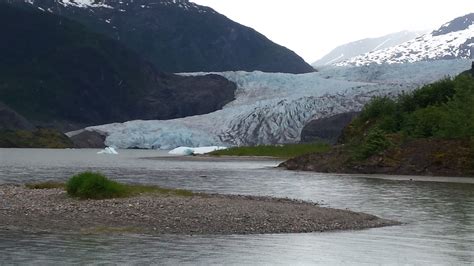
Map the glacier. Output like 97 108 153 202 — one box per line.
84 60 472 149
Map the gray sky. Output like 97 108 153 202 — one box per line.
191 0 474 63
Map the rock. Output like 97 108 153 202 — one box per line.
69 130 106 149
300 112 359 144
461 61 474 76
0 102 34 131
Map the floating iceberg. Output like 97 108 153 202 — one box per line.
97 147 119 155
169 146 227 156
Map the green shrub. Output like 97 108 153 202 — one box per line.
65 172 195 199
435 76 474 138
349 74 474 141
400 78 455 111
359 96 397 121
353 96 401 134
66 172 126 199
403 106 443 138
353 128 392 160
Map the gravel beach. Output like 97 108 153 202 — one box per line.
0 185 399 235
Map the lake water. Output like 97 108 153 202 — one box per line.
0 148 473 264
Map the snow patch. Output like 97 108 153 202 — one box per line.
23 0 213 13
339 24 474 66
59 0 113 9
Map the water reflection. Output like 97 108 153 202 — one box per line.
0 149 473 264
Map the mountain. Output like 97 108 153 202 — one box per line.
0 3 236 131
81 60 471 149
6 0 314 74
312 31 424 67
339 13 474 66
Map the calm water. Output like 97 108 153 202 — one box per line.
0 148 473 265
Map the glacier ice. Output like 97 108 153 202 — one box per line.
169 146 227 156
97 147 119 155
85 60 472 149
169 147 194 155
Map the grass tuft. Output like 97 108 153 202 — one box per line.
66 172 127 199
209 143 330 158
25 172 196 199
27 172 195 200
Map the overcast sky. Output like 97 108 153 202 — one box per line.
191 0 474 63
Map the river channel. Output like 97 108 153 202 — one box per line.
0 148 473 264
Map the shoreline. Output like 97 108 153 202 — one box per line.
329 173 474 184
0 185 399 235
281 169 474 184
280 140 474 180
144 154 283 162
147 154 474 184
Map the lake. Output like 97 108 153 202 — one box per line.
0 148 473 264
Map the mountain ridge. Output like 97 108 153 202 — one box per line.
6 0 314 74
312 31 424 67
0 3 236 132
338 13 474 66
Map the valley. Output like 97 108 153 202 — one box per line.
0 1 473 264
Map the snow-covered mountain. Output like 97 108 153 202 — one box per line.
6 0 313 73
312 31 424 67
80 60 471 149
339 13 474 66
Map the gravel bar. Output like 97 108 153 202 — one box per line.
0 185 399 235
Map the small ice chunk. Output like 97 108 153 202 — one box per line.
168 147 194 155
192 146 227 154
97 147 119 155
169 146 227 155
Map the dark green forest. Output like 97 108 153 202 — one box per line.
345 71 474 159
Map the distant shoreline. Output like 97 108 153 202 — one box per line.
146 154 474 184
144 154 283 162
0 185 398 235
